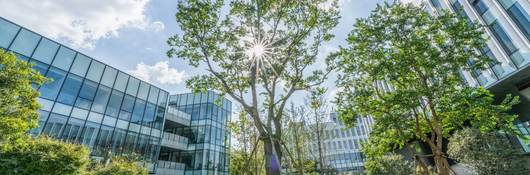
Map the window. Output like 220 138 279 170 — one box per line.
79 121 100 147
92 85 111 113
126 77 140 96
39 67 67 100
114 72 129 92
86 61 105 82
143 103 156 126
32 38 59 64
112 129 126 152
148 87 159 104
52 46 76 71
70 54 91 77
0 18 20 48
119 95 135 121
30 59 49 76
499 1 530 41
57 74 83 105
132 99 146 124
137 82 150 100
101 66 117 88
61 117 85 142
158 91 168 107
76 80 98 110
472 0 489 15
10 29 40 57
106 90 124 117
490 21 518 55
42 113 67 138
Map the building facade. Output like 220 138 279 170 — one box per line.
423 0 530 152
158 92 231 175
0 16 231 174
308 112 373 174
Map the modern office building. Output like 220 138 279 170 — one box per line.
158 92 231 175
0 16 231 175
421 0 530 152
308 112 373 174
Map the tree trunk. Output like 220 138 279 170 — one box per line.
433 149 451 175
264 139 282 175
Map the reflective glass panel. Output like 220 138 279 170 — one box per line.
106 90 124 117
86 61 104 82
0 18 20 48
132 99 146 124
52 46 76 71
137 82 149 100
92 85 111 113
32 38 59 64
126 77 140 96
101 66 117 88
39 67 67 100
114 72 129 92
70 54 91 77
42 113 67 138
9 29 40 57
57 74 83 105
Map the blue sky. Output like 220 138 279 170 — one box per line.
0 0 414 103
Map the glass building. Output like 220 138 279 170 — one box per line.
307 112 373 174
423 0 530 151
158 92 231 175
0 16 231 175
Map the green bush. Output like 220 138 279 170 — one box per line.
92 156 148 175
0 136 91 175
364 153 414 175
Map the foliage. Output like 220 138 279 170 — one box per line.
448 128 529 175
364 153 414 175
168 0 340 173
228 110 265 175
0 136 90 175
0 49 46 146
92 156 148 175
332 3 519 175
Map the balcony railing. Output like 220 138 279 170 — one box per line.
165 106 191 126
161 132 188 150
157 160 185 175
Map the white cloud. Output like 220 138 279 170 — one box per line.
130 61 186 85
150 21 165 32
0 0 162 49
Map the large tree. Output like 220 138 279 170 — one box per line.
333 3 520 175
0 49 46 146
167 0 339 174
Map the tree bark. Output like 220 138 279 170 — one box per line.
264 139 282 175
433 150 451 175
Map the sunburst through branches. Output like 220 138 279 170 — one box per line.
244 35 278 76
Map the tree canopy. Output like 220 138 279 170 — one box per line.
333 3 520 175
168 0 340 173
0 49 46 146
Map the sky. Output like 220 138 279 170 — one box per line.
0 0 420 108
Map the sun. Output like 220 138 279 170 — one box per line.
244 35 276 75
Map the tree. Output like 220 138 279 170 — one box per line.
307 87 329 173
364 153 415 175
0 136 91 175
168 0 340 174
448 127 529 175
333 3 520 175
0 49 46 146
228 110 265 174
92 156 148 175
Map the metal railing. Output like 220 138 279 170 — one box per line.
161 132 188 150
157 160 185 175
165 107 191 125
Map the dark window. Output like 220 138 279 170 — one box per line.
131 99 146 124
75 80 98 110
503 2 530 41
472 0 489 15
42 113 67 138
490 21 518 55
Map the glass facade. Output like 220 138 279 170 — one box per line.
158 91 231 175
0 17 168 172
308 113 373 174
427 0 530 153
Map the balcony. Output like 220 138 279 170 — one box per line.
161 132 188 150
165 107 191 126
156 160 185 175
